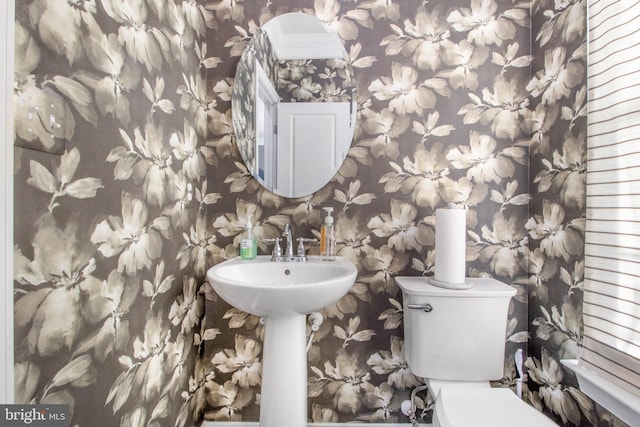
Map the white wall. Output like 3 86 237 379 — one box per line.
1 0 15 404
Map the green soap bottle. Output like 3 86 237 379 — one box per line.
240 215 257 259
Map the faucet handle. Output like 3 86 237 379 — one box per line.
296 237 318 257
261 238 282 259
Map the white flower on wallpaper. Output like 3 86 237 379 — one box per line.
178 72 211 137
15 216 103 357
103 0 170 72
74 270 140 362
211 335 262 388
447 0 529 47
458 75 531 141
333 316 376 349
380 143 453 209
404 9 453 71
447 131 520 184
178 215 218 277
171 121 206 180
533 301 582 360
489 179 532 212
108 313 170 405
378 297 404 330
440 40 491 90
367 336 420 389
206 0 246 25
360 245 409 296
360 108 411 160
537 0 586 47
205 380 253 421
314 0 373 41
334 180 377 212
143 77 176 116
14 22 94 152
369 63 443 115
469 211 529 279
526 200 584 262
27 148 103 212
28 0 100 65
534 132 587 210
78 33 141 127
91 192 170 274
527 46 584 106
525 348 592 426
170 276 205 334
367 200 433 252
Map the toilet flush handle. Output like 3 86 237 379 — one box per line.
407 303 433 313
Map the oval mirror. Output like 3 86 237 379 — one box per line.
232 13 357 198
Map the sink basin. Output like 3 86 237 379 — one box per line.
206 255 357 316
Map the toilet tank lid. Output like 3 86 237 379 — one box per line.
395 277 516 298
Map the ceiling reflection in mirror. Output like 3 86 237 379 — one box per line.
232 13 357 198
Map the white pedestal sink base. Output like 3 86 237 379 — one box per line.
260 313 307 427
206 256 358 427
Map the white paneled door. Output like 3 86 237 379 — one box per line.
276 102 351 196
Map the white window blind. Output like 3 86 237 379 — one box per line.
582 0 640 402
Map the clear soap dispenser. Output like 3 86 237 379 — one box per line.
240 215 257 260
320 207 335 261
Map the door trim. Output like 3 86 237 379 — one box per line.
2 0 15 404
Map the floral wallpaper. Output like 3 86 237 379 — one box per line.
526 0 628 425
231 29 278 168
276 58 354 103
11 0 631 426
13 0 209 426
201 0 622 426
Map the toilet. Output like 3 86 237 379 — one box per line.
396 276 557 427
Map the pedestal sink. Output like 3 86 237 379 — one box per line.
206 255 357 427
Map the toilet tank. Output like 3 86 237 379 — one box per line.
395 277 517 381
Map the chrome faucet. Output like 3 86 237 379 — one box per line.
283 223 295 258
262 222 317 262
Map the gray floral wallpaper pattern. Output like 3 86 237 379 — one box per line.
276 58 354 103
11 0 630 427
13 0 208 425
231 29 277 169
204 0 531 423
203 0 624 426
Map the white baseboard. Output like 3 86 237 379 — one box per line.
203 422 431 427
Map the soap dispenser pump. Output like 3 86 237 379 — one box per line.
320 207 335 261
240 215 257 260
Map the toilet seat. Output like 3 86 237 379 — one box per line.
434 387 558 427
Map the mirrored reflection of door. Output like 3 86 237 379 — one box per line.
276 102 351 196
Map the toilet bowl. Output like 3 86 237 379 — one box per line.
395 277 557 427
430 382 557 427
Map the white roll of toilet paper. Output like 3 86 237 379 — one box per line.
433 206 466 286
